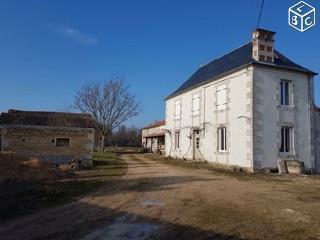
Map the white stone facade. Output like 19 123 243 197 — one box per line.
165 65 318 172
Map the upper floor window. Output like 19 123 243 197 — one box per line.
280 127 293 153
217 85 227 111
218 127 227 152
174 100 181 120
280 80 290 106
192 94 200 116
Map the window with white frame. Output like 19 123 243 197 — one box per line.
174 100 181 120
217 127 227 152
192 93 200 116
280 80 290 106
217 85 227 110
280 126 293 153
175 131 180 150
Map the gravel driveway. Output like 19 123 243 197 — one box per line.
1 153 320 240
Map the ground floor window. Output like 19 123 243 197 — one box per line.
280 127 293 153
218 127 227 152
175 131 180 150
56 138 71 147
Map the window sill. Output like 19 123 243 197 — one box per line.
277 105 296 111
278 152 295 158
218 151 228 154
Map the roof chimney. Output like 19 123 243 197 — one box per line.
252 29 276 63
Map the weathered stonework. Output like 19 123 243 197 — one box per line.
0 109 95 166
0 125 94 165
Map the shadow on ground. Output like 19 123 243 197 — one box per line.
0 201 245 240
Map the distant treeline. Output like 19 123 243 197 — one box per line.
95 125 142 148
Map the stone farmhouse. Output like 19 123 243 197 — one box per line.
165 28 320 173
142 120 165 154
0 109 94 165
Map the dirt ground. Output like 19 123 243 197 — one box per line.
1 153 320 240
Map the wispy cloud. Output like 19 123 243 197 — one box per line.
50 26 98 45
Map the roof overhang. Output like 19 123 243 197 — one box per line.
143 133 165 138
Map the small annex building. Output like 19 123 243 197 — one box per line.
142 120 165 154
0 109 95 165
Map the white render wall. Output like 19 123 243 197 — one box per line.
315 108 320 172
165 64 316 172
165 67 254 171
253 66 314 170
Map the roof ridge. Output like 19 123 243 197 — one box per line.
199 41 252 68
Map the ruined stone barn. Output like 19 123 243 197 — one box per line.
0 109 95 165
165 28 320 173
142 120 165 154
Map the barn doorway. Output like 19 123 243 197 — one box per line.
193 130 200 160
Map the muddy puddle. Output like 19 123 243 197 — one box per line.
81 216 160 240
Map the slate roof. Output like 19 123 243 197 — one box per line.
166 42 317 99
0 109 94 128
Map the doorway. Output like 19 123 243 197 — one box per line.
193 130 200 160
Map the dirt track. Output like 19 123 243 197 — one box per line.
1 153 320 240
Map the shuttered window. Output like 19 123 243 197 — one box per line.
217 85 227 110
174 101 182 120
192 94 200 116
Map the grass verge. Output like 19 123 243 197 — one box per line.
0 151 127 222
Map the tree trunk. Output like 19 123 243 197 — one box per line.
101 135 105 153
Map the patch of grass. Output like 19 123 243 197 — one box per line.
0 151 127 222
43 151 128 204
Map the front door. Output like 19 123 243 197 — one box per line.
193 130 200 160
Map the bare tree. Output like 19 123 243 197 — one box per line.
74 76 142 152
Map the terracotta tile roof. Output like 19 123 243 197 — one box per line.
142 120 165 130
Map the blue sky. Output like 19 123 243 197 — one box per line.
0 0 319 127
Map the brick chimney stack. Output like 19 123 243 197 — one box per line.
252 29 276 63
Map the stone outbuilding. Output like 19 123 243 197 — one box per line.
142 120 165 154
0 109 95 165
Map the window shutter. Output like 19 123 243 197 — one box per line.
192 94 200 116
174 101 181 120
217 85 227 110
